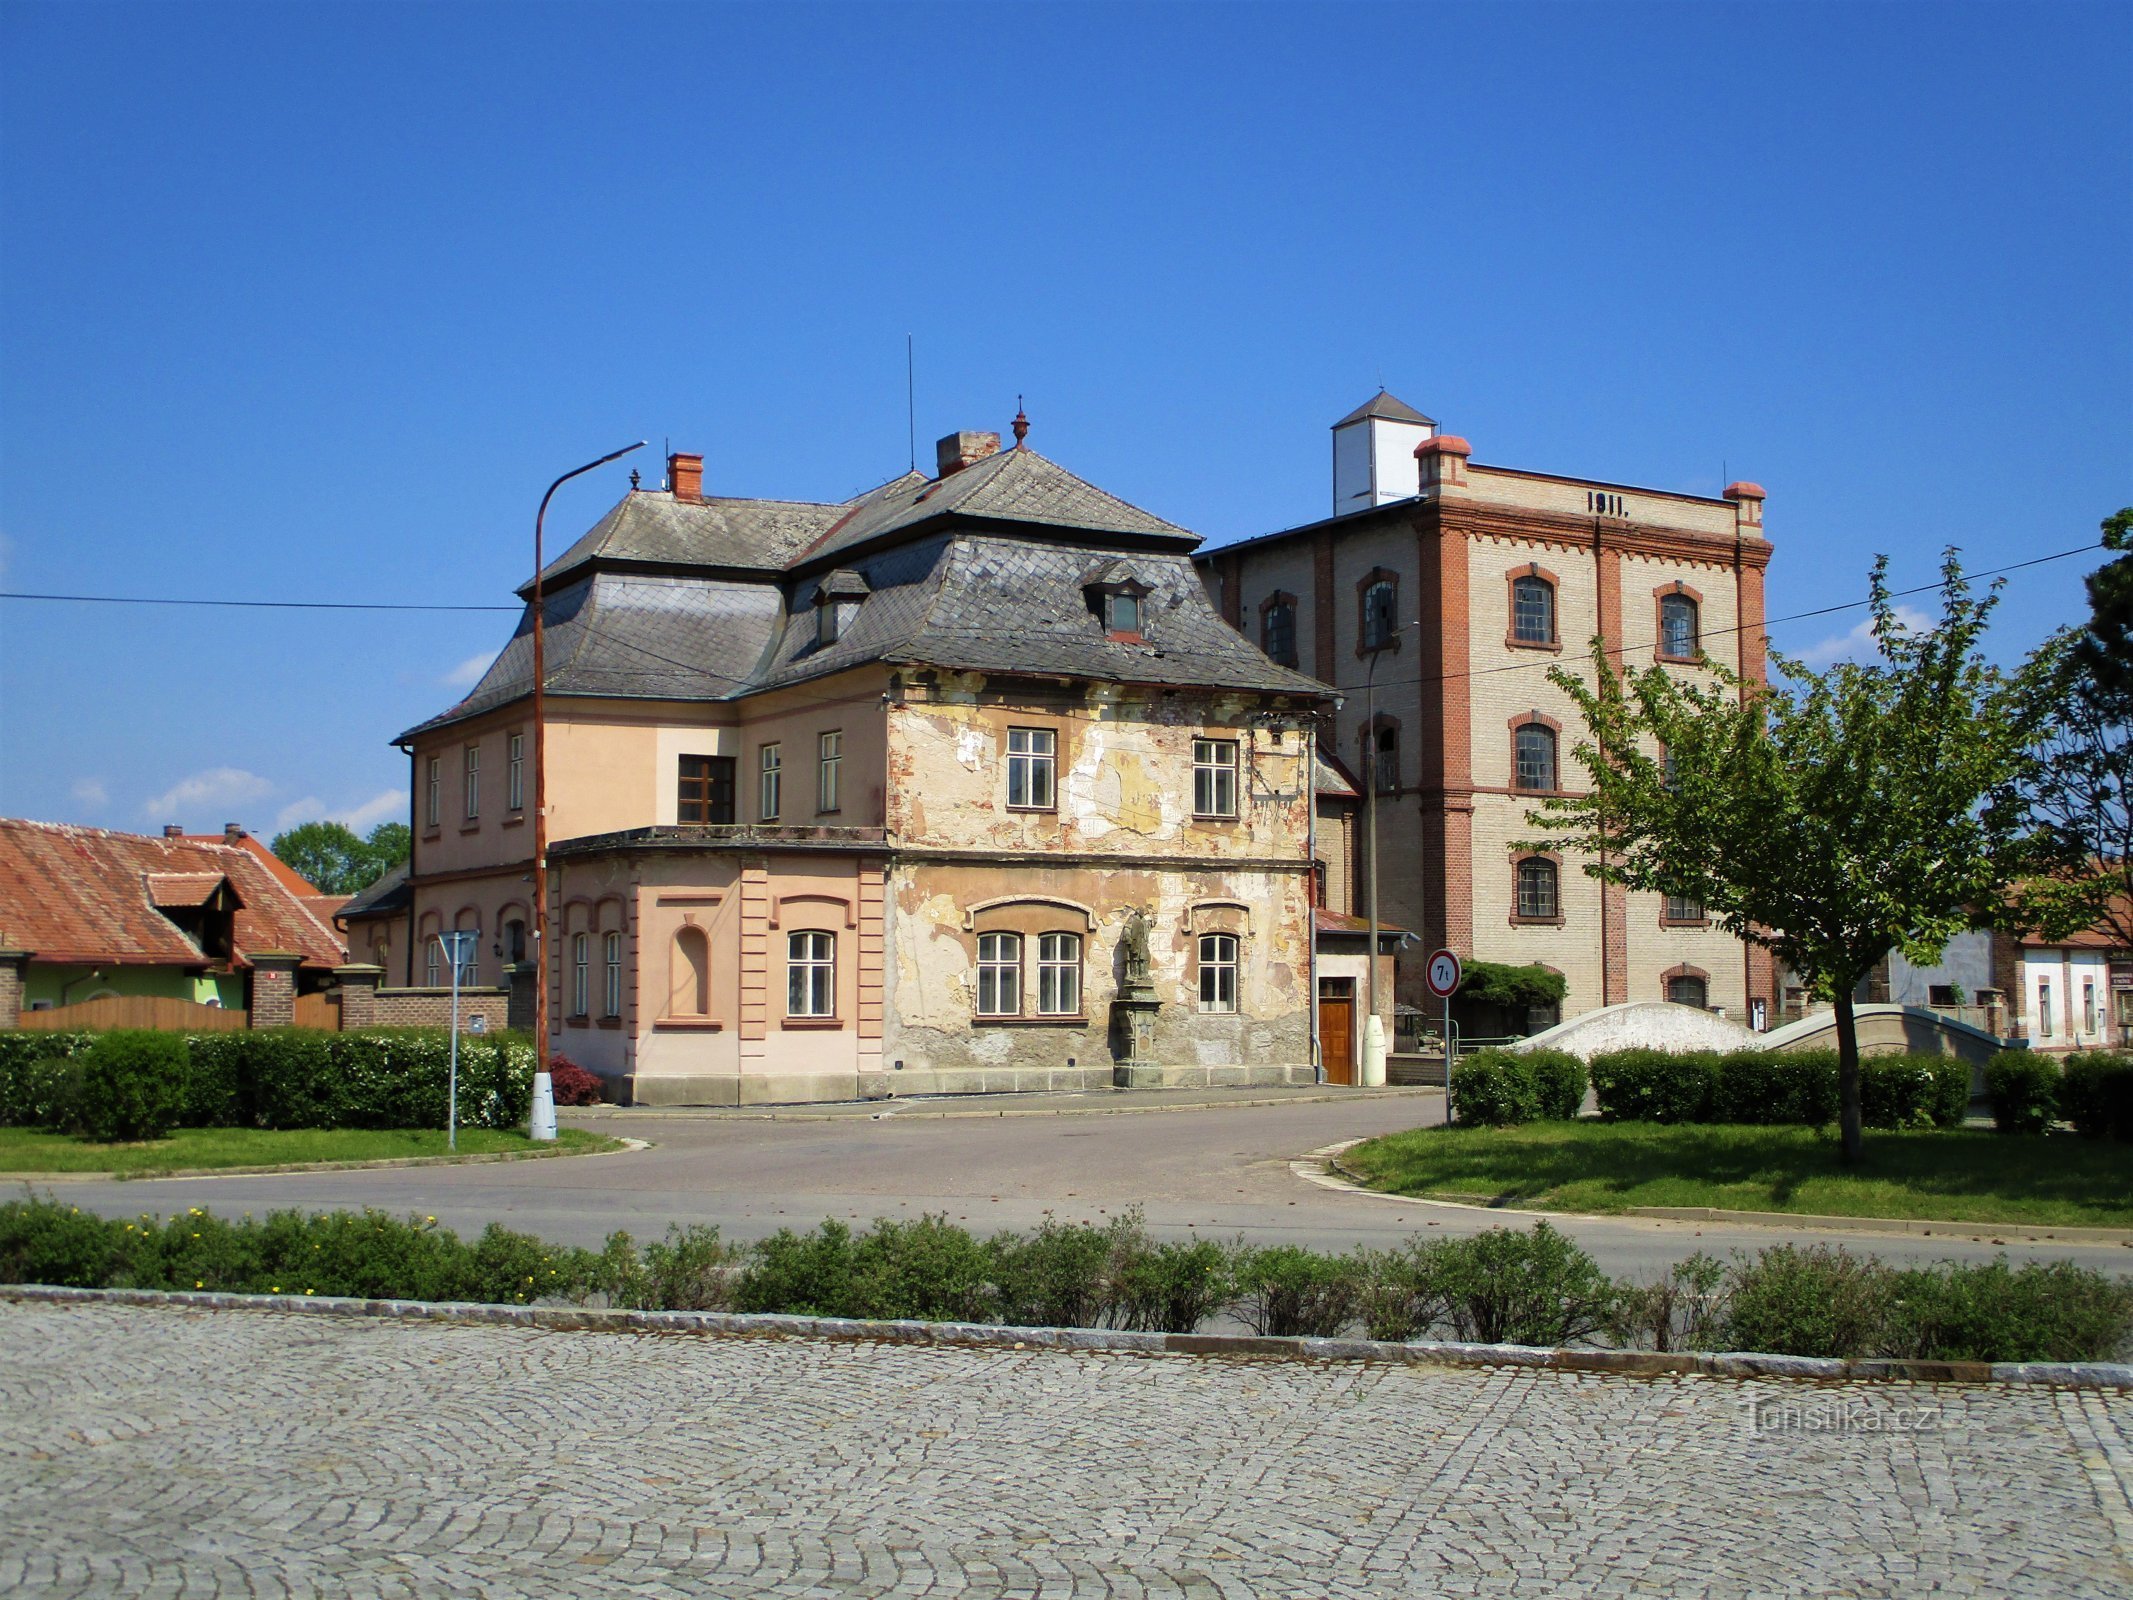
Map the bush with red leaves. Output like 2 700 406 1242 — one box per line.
545 1057 606 1107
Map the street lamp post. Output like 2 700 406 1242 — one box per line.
531 442 644 1138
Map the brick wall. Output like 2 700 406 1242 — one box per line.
370 986 513 1032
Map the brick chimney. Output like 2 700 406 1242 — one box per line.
1415 434 1472 492
224 823 245 843
668 452 704 502
163 825 184 838
935 431 1001 478
1724 480 1766 535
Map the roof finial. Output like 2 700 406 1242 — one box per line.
1012 396 1029 445
629 468 641 490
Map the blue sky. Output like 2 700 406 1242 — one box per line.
2 1 2127 840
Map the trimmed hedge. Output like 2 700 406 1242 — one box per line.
0 1028 533 1134
1449 1048 1586 1126
2060 1052 2133 1142
1589 1049 1720 1123
76 1033 190 1142
1597 1048 1970 1130
1986 1051 2058 1135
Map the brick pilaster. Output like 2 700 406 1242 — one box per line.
0 949 31 1030
333 964 383 1031
1595 541 1629 1003
248 953 302 1029
1417 509 1473 956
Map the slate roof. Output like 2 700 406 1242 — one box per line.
1334 390 1436 428
0 819 346 970
338 859 411 924
528 491 845 593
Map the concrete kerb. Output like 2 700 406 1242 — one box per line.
8 1137 649 1186
577 1085 1440 1123
1300 1140 2133 1248
6 1284 2127 1390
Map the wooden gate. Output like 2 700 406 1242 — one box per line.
294 991 340 1031
17 995 248 1032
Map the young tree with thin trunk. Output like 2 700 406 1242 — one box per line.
1520 553 2038 1163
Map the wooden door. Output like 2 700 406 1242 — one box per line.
1318 980 1355 1085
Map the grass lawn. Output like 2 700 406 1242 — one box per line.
1343 1121 2133 1229
0 1125 616 1176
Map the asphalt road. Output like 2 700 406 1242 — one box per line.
34 1089 2133 1278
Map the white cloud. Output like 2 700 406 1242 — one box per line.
141 767 275 822
71 777 109 809
274 788 404 833
442 652 492 688
1791 604 1933 671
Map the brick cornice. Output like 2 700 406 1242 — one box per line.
1436 503 1772 571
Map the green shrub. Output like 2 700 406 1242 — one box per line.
466 1222 597 1307
1858 1055 1950 1130
1720 1244 1895 1359
1231 1245 1362 1337
988 1213 1136 1330
1449 1050 1541 1126
1711 1050 1838 1126
0 1196 123 1286
244 1030 339 1129
1602 1254 1725 1353
2060 1052 2133 1142
1355 1240 1454 1342
76 1032 188 1142
1523 1049 1588 1120
1985 1051 2058 1135
0 1032 93 1127
1588 1049 1718 1123
1431 1222 1614 1347
1924 1055 1973 1129
1109 1235 1234 1333
846 1215 994 1323
735 1220 856 1316
1886 1257 2133 1363
182 1034 248 1127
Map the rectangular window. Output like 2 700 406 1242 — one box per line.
424 937 441 987
1193 738 1238 818
788 930 835 1018
604 931 623 1018
1198 932 1238 1012
1006 728 1056 810
425 756 441 829
1663 892 1703 922
2037 979 2053 1039
463 744 481 820
1037 932 1082 1016
571 933 590 1017
2083 980 2097 1036
759 744 782 821
818 730 842 813
678 755 736 824
976 931 1022 1017
1372 728 1398 794
508 732 524 810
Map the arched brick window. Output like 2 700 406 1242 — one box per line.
1506 564 1560 650
1514 857 1560 922
1357 569 1400 653
1663 964 1710 1009
1260 592 1299 667
1512 716 1559 792
1654 582 1703 663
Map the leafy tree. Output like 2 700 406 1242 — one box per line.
1521 553 2038 1163
270 820 411 895
2014 509 2133 951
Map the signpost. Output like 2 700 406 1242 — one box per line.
1424 947 1462 1121
435 930 479 1152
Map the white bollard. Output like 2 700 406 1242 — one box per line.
1360 1014 1388 1088
529 1071 558 1142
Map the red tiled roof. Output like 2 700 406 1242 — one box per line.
145 872 230 909
1315 908 1409 937
181 830 322 896
0 818 345 970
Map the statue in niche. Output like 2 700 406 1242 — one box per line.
1119 911 1152 989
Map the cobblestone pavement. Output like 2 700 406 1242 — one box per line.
4 1303 2128 1599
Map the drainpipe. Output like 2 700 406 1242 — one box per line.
1305 715 1322 1084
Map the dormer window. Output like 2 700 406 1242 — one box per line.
1105 591 1142 635
812 569 870 650
817 601 840 648
1088 564 1151 642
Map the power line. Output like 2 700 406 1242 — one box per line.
0 591 516 613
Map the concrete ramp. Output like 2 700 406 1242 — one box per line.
1513 1001 1759 1061
1763 1003 2007 1076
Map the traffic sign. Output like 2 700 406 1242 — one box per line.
1425 948 1463 999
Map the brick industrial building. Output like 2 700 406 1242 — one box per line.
1199 393 1781 1032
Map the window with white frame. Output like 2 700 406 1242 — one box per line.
1006 727 1056 810
759 743 782 821
424 935 441 987
426 756 442 828
818 731 842 813
508 732 525 810
788 930 835 1017
1664 891 1704 922
571 932 590 1016
603 931 623 1018
2083 979 2097 1037
2038 977 2054 1038
454 932 479 987
463 744 481 820
1198 932 1238 1012
976 932 1022 1016
1037 932 1082 1016
1194 738 1238 818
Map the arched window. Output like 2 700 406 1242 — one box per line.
976 931 1022 1017
1660 593 1699 659
1361 577 1398 651
672 926 710 1016
1037 932 1082 1016
1666 973 1709 1009
571 932 590 1016
603 931 623 1017
504 920 527 965
1511 575 1555 645
1373 725 1398 793
1262 597 1297 667
1514 722 1557 791
1516 858 1558 920
1198 932 1239 1013
788 930 835 1018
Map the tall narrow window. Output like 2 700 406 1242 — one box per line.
672 926 710 1016
759 744 782 821
2037 978 2054 1039
424 937 441 987
976 932 1022 1017
678 755 736 824
1198 933 1239 1012
1262 599 1297 666
454 930 479 986
463 744 481 820
505 920 526 964
1660 593 1700 659
426 756 441 828
571 933 590 1017
1007 728 1056 810
818 730 842 812
507 732 524 811
1514 723 1557 791
1666 974 1708 1009
1516 858 1559 920
1194 738 1238 818
1512 575 1556 645
1361 578 1398 650
1373 726 1398 794
1037 932 1082 1016
788 930 835 1018
2083 979 2097 1037
603 931 623 1018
